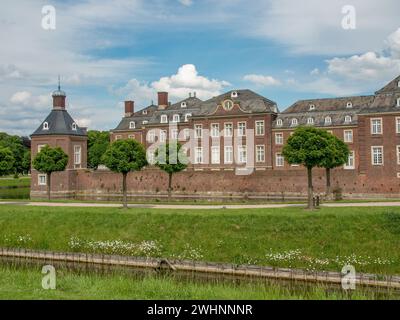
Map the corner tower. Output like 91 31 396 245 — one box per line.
30 83 88 199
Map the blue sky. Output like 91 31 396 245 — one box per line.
1 0 400 135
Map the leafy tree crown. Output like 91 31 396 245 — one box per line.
0 147 15 176
102 139 147 174
33 146 68 174
155 143 188 174
319 133 350 169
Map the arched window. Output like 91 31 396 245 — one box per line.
231 91 238 98
129 121 135 129
325 116 332 125
276 119 283 127
345 115 352 123
72 123 77 131
347 101 353 108
291 118 298 127
172 114 180 123
181 102 187 108
223 100 233 111
397 98 400 107
43 122 49 130
160 115 168 124
184 113 192 122
309 104 315 111
307 117 314 125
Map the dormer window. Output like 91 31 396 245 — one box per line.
397 98 400 107
181 102 187 108
184 113 192 122
398 81 400 88
291 118 298 127
142 120 148 125
72 123 77 131
223 100 234 111
172 114 180 123
307 117 314 125
142 110 148 115
160 115 168 124
325 116 332 125
276 119 283 127
309 104 315 111
345 115 352 123
43 122 49 130
129 121 135 129
347 101 353 108
231 91 238 98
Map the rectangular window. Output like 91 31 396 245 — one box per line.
38 174 47 186
256 145 265 163
74 145 82 165
276 153 284 167
38 144 46 153
224 123 233 137
148 131 156 143
128 135 135 140
115 135 122 141
171 129 178 140
211 146 220 164
344 151 355 169
275 133 283 145
194 124 203 139
238 122 246 137
211 124 220 138
238 146 247 164
255 121 265 136
195 147 203 164
371 118 383 135
371 146 384 166
397 146 400 165
396 118 400 134
344 130 353 143
224 146 233 164
183 128 190 140
160 130 167 143
147 150 155 165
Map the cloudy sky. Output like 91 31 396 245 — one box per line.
1 0 400 136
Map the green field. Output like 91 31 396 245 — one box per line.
0 266 394 300
0 205 399 275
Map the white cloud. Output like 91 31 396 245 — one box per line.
178 0 193 6
310 68 320 76
386 28 400 59
243 74 281 87
116 64 231 106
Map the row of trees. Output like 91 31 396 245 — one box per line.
32 127 348 210
0 133 31 177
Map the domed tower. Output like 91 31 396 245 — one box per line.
30 81 88 199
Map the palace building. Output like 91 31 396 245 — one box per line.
30 75 400 200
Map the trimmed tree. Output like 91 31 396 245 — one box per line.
155 142 188 200
88 130 110 170
282 127 331 209
320 133 350 197
33 146 68 200
0 147 15 176
102 139 147 209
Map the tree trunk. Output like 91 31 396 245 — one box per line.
307 166 314 210
326 168 331 197
168 172 173 201
47 173 51 201
122 172 128 209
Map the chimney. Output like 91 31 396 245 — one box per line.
194 92 197 98
158 92 168 110
124 101 134 117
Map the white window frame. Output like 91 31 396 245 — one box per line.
128 134 135 140
397 98 400 107
344 130 353 143
397 146 400 165
256 145 265 163
276 119 283 127
238 145 247 164
74 145 82 166
276 153 284 167
224 146 233 164
184 113 192 122
291 118 298 127
43 122 49 130
115 135 122 141
183 128 190 140
307 117 314 125
148 131 156 143
224 123 233 137
38 174 47 186
344 115 352 124
211 146 220 164
195 147 203 164
172 114 180 123
371 146 384 166
181 102 187 108
72 123 77 131
238 122 246 137
344 151 355 170
211 123 220 138
160 115 168 124
160 130 167 143
38 144 46 153
170 129 178 140
396 117 400 134
255 120 265 136
275 133 283 145
223 100 233 111
129 121 135 129
346 102 353 108
194 124 203 139
325 117 332 125
371 118 383 135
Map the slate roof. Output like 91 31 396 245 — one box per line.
31 109 87 137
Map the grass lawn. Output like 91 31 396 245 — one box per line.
0 205 399 275
0 266 394 300
0 177 31 188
